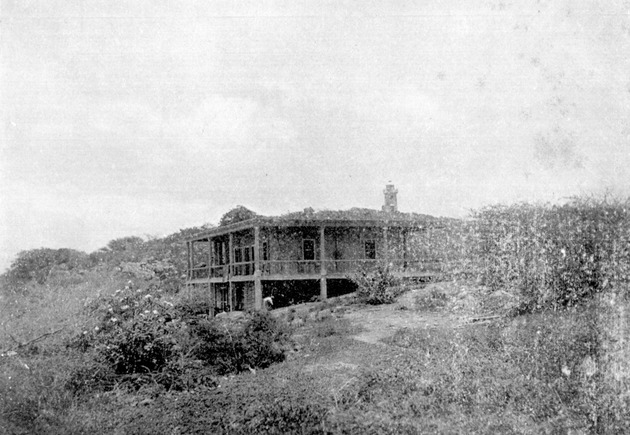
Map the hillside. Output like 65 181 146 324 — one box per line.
1 197 629 434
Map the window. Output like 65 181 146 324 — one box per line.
262 241 269 261
234 247 242 263
303 239 315 260
365 240 376 259
243 246 250 262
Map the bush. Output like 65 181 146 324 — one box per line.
3 248 90 287
458 197 630 312
350 265 403 305
414 287 448 311
68 285 291 393
68 287 186 390
192 311 290 374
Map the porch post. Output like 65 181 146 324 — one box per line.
186 241 191 281
210 282 215 317
208 237 212 282
228 233 234 312
403 229 408 269
190 241 195 279
383 227 389 265
254 226 262 310
320 226 327 300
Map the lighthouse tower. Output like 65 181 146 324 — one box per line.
382 184 398 213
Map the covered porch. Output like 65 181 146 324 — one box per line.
185 218 441 311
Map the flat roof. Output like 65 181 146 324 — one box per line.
186 215 439 242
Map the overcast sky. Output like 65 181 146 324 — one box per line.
1 0 629 271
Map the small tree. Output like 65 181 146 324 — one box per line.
4 248 89 285
219 206 259 227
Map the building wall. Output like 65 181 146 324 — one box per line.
326 227 383 260
264 226 321 261
256 226 422 262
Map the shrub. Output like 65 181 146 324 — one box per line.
350 264 403 305
414 287 448 311
3 248 90 287
460 197 630 312
68 287 187 390
192 311 290 374
70 289 291 392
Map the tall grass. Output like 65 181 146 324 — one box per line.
405 195 630 431
439 197 630 312
0 268 128 350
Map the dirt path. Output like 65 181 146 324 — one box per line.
344 303 462 344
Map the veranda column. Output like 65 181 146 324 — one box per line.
186 241 191 281
254 226 263 310
208 239 212 277
320 226 327 300
190 241 195 278
228 233 234 312
402 229 408 269
383 227 389 265
208 238 214 316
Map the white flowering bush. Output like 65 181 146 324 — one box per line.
69 286 186 390
68 285 292 392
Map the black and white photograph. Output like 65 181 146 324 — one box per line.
1 1 629 433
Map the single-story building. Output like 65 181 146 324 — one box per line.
185 185 443 312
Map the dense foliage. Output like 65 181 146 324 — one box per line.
1 225 213 299
67 286 291 393
219 205 259 226
350 264 404 305
4 248 90 286
192 311 289 375
459 197 630 312
2 195 629 433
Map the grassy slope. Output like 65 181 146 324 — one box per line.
2 278 629 434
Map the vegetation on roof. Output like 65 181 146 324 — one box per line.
275 207 444 223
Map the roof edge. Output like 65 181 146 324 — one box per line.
185 215 442 242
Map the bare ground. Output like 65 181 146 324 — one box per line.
344 303 462 344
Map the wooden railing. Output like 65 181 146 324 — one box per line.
324 259 379 274
211 265 229 278
190 266 210 280
260 260 320 276
190 264 228 279
232 261 255 276
188 258 442 280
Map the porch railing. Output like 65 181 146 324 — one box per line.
188 258 442 280
211 265 229 278
232 261 255 276
260 260 321 276
324 259 379 274
190 264 228 279
190 266 210 280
